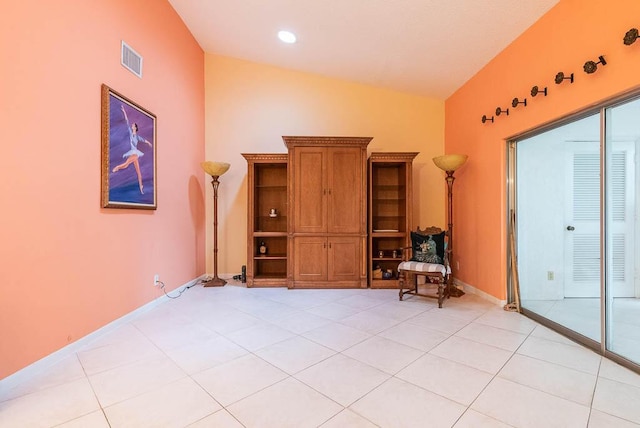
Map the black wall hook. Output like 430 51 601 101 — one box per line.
624 28 639 45
512 97 527 108
584 55 607 74
531 86 548 97
555 72 574 84
481 115 494 123
495 107 510 116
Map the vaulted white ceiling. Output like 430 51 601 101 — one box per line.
168 0 560 99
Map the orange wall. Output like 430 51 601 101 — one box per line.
445 0 640 299
0 1 204 379
204 55 445 275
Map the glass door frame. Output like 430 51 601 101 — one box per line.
506 88 640 374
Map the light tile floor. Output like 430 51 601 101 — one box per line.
2 283 640 427
523 297 640 364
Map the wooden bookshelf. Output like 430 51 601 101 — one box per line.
242 153 288 287
368 152 418 288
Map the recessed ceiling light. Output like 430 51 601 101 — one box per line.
278 30 297 44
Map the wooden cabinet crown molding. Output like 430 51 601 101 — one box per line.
241 153 288 162
283 136 372 148
368 152 419 161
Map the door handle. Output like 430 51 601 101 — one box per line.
567 225 575 231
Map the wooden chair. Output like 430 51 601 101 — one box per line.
397 226 451 308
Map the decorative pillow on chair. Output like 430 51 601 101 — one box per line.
410 231 445 264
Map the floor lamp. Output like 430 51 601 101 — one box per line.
201 161 230 287
433 154 468 297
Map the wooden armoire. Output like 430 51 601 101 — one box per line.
283 136 371 288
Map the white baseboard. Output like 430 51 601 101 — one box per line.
1 276 204 387
453 277 507 307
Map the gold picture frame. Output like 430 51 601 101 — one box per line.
101 84 157 209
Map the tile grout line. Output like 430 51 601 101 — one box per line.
448 313 541 427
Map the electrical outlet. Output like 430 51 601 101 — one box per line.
154 274 160 286
456 261 460 270
547 271 554 281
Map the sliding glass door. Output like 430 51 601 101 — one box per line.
512 95 640 369
516 113 602 342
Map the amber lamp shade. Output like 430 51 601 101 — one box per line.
201 161 230 177
201 161 230 287
432 154 468 173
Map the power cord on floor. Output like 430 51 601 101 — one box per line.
157 280 197 299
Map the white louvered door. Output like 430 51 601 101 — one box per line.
564 144 634 297
608 145 635 297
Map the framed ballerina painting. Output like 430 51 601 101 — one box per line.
101 84 157 209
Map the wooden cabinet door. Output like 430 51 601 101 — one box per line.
293 236 328 281
328 147 362 234
294 147 327 233
328 236 361 281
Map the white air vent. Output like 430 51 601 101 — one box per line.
121 41 143 78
